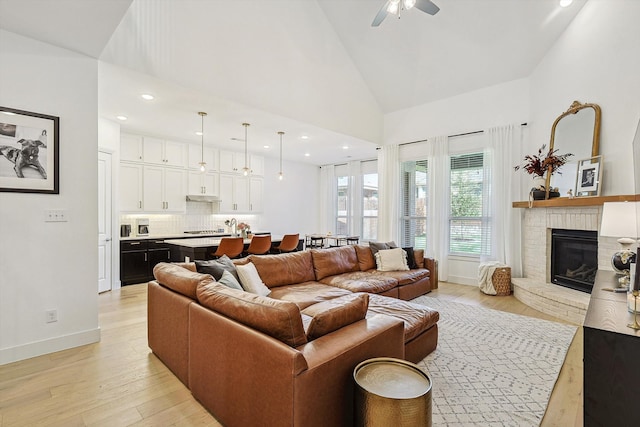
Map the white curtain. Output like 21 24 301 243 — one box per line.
426 135 450 282
319 164 336 234
377 145 399 242
482 125 523 277
348 160 362 236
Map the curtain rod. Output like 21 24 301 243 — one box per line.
379 122 529 149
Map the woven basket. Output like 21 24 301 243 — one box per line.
492 267 512 296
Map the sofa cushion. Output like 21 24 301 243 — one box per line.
373 269 430 287
366 294 439 342
153 262 214 300
196 282 307 347
311 246 360 280
195 255 239 281
268 281 353 310
413 249 425 268
355 245 376 271
302 294 369 340
250 251 316 288
319 271 398 294
374 248 409 271
236 262 271 296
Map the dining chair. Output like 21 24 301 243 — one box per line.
210 237 244 259
305 234 325 249
245 234 272 256
274 234 300 253
346 236 360 245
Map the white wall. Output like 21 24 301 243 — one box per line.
0 30 100 364
260 156 320 237
529 0 640 197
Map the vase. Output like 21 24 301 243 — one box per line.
531 176 546 191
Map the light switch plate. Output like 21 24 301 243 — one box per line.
45 209 68 222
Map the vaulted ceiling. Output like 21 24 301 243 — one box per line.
0 0 587 164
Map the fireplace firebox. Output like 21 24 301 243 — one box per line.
551 229 598 293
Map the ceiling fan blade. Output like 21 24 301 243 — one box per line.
371 1 390 27
415 0 440 15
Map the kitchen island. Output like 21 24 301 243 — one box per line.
164 235 303 261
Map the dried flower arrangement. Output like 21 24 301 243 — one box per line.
514 144 573 177
237 222 250 231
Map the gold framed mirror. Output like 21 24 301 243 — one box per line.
546 101 601 197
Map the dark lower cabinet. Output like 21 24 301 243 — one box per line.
120 239 171 285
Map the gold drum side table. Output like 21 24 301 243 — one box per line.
354 357 432 427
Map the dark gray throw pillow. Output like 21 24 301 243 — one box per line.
369 241 398 255
195 255 239 281
402 247 418 269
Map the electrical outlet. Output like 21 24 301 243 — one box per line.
45 209 68 222
46 309 58 323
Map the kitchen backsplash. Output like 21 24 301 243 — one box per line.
120 202 260 236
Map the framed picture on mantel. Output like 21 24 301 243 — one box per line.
0 106 59 194
575 155 602 197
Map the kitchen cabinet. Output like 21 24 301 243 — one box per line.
250 155 264 176
143 166 187 212
144 136 187 167
120 239 171 285
120 240 149 285
188 170 219 196
188 144 218 171
219 174 263 213
119 163 144 211
121 134 144 162
219 150 246 174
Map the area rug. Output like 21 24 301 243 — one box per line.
411 295 577 426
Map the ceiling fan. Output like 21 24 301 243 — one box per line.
372 0 440 27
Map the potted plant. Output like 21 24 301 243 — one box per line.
514 144 573 199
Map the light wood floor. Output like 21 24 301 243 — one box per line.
0 282 583 426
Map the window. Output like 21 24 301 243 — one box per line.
362 172 378 241
336 175 349 235
449 152 487 256
400 160 428 249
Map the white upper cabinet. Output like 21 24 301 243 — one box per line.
219 150 246 174
188 144 218 171
250 155 264 176
143 166 187 212
188 170 219 196
119 163 144 211
120 134 144 162
143 137 187 167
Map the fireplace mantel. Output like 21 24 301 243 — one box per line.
512 194 638 209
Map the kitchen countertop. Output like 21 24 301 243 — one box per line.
164 235 286 248
120 232 231 241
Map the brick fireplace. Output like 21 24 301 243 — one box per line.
512 205 621 324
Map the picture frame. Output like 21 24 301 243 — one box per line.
575 155 603 197
0 106 59 194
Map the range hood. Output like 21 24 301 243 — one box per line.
186 195 221 203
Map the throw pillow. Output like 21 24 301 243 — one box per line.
303 294 369 340
368 240 397 255
195 255 239 281
402 247 418 269
217 269 243 290
236 262 271 296
374 248 409 272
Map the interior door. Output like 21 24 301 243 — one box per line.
98 151 113 293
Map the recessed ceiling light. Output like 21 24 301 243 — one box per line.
141 94 154 100
559 0 572 7
195 131 203 136
342 145 349 150
300 135 309 140
263 145 270 149
304 153 310 157
117 115 128 121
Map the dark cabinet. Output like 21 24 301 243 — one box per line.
120 240 149 285
147 239 171 277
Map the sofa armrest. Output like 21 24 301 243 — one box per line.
425 257 438 289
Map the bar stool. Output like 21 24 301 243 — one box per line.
274 234 300 253
306 235 325 249
244 234 272 256
210 237 244 259
346 236 360 245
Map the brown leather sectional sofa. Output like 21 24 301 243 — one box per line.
148 244 439 427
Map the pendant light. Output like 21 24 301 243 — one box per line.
242 122 250 176
198 112 207 172
277 131 284 181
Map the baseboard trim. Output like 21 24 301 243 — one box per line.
0 327 101 365
446 275 477 286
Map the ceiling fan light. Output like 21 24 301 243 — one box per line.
559 0 573 7
387 2 399 14
404 0 416 10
